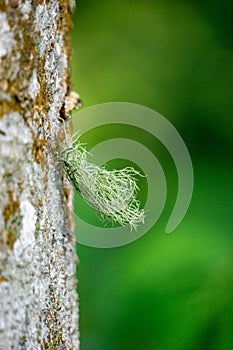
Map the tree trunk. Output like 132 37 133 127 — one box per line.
0 1 79 349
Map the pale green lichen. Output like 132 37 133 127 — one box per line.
60 137 146 230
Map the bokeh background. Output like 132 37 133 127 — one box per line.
71 1 233 349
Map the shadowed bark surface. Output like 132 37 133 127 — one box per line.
0 1 79 348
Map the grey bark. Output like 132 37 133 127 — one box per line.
0 1 79 349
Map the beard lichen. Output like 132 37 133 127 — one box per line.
60 136 146 230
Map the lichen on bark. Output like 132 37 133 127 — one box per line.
0 1 79 349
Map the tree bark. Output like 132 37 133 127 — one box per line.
0 1 79 349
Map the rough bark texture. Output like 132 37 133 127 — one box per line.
0 1 79 349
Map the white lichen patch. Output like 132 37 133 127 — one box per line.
28 69 39 100
19 1 32 21
0 13 14 58
0 113 32 181
13 201 36 261
35 4 51 55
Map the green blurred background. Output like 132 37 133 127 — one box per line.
70 1 233 349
